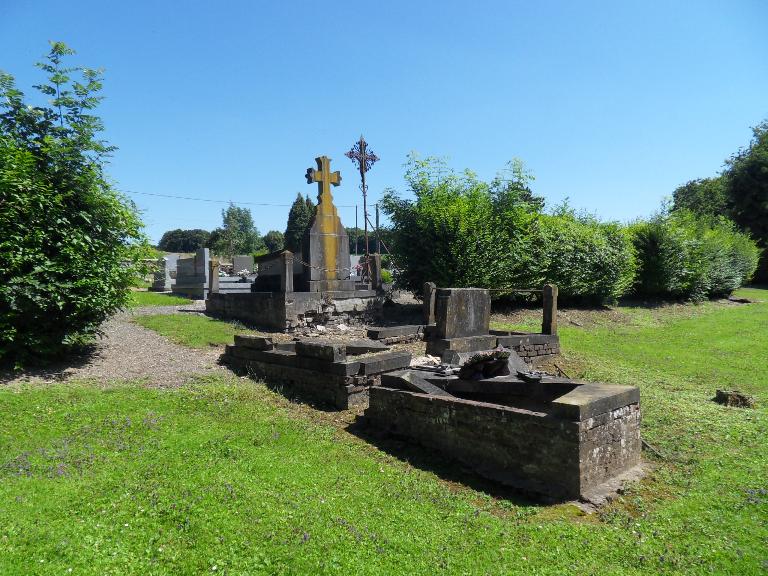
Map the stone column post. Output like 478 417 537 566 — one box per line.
280 251 294 293
423 281 436 325
208 259 220 294
369 253 383 290
542 284 558 335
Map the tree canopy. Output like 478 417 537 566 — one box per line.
209 204 263 259
262 230 284 252
158 228 210 252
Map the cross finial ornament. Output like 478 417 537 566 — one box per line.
305 156 341 205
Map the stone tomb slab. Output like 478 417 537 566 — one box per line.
365 377 641 501
426 335 498 359
221 337 412 409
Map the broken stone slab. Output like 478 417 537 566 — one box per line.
426 335 498 359
358 352 412 375
381 370 453 397
227 346 360 376
233 335 274 350
443 347 529 373
366 325 424 340
295 340 347 362
345 339 390 355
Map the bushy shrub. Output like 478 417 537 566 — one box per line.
526 210 637 303
380 155 539 294
380 269 393 284
630 210 758 300
0 43 148 365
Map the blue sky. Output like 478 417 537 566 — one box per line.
2 1 766 243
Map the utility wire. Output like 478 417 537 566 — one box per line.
122 189 357 208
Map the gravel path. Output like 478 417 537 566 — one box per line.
0 302 226 387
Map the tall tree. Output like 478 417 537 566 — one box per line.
672 177 729 219
284 193 316 252
211 203 262 259
0 42 148 364
725 121 768 281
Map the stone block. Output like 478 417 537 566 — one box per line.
345 339 390 354
358 352 412 375
367 325 424 340
234 335 273 350
295 340 347 362
551 383 641 420
426 335 498 358
434 288 490 339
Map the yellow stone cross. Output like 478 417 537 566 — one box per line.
305 156 342 205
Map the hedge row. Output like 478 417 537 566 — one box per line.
381 157 759 303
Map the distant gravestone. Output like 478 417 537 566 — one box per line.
172 248 210 299
233 255 255 273
150 253 179 291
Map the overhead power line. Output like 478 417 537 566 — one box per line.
123 189 357 208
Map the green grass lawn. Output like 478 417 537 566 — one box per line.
132 314 256 347
2 290 767 574
126 291 192 308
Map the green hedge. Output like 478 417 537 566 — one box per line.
526 213 637 303
630 210 759 300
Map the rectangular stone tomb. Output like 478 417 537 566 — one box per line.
365 370 641 501
221 338 412 409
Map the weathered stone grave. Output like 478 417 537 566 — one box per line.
221 336 411 409
423 286 561 363
365 348 641 502
207 156 385 331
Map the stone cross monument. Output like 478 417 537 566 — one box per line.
302 156 354 292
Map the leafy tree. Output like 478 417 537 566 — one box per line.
157 228 210 252
262 230 284 252
725 120 768 281
0 42 148 365
284 193 315 252
210 203 262 259
672 176 728 219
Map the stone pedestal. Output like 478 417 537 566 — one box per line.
427 287 492 358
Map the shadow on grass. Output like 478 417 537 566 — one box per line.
344 416 547 507
0 342 100 384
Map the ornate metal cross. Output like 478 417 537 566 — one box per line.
345 136 379 176
305 156 341 204
345 136 379 261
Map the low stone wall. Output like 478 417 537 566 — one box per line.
221 336 411 409
365 382 641 501
495 333 561 363
207 290 384 332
